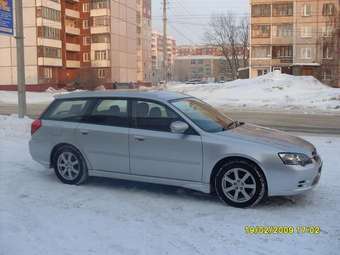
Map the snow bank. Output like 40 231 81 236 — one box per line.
0 91 56 104
168 73 340 113
0 87 80 105
0 114 32 139
1 114 340 254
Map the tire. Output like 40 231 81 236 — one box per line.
214 160 267 208
53 145 88 185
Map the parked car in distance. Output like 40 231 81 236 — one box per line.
185 79 202 84
29 91 322 208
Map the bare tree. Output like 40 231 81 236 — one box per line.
205 12 249 80
239 16 250 68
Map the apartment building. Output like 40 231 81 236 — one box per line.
136 0 152 83
177 45 223 57
90 0 138 84
250 0 340 87
151 31 176 84
174 55 227 82
0 0 148 90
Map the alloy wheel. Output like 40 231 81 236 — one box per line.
221 168 257 203
57 152 80 181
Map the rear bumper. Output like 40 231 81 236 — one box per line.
29 138 50 168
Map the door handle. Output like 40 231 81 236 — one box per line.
80 129 89 135
134 136 145 141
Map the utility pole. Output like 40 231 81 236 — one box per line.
162 0 168 84
15 0 26 118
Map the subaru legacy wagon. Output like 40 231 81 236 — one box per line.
29 91 322 208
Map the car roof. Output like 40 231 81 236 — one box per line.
54 90 190 102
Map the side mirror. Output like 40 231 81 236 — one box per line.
170 121 189 134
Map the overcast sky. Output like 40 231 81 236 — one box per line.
152 0 249 45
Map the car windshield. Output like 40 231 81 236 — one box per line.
171 98 235 133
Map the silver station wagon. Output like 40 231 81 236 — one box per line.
29 91 322 208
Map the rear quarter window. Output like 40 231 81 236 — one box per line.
42 99 91 122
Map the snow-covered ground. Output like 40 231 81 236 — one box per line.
0 115 340 255
168 72 340 113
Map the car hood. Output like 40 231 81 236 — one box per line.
216 123 315 154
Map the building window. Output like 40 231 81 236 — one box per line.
301 26 312 38
323 45 333 59
38 26 60 40
83 52 90 62
83 36 91 45
302 4 312 16
275 23 293 37
252 46 271 58
83 20 89 29
252 4 271 17
92 16 110 27
322 3 335 16
91 0 109 10
323 70 332 81
301 48 312 59
43 67 53 79
97 69 106 79
94 50 108 60
37 7 61 22
83 3 89 12
273 3 293 17
257 69 269 76
252 24 271 38
38 46 61 58
322 26 333 37
272 46 293 59
92 34 110 43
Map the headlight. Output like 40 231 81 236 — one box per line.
278 153 313 166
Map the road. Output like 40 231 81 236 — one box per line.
1 103 340 134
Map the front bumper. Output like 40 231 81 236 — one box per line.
267 159 323 197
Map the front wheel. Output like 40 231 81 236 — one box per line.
53 145 88 185
214 160 267 208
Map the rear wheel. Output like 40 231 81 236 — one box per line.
214 160 267 208
53 145 88 185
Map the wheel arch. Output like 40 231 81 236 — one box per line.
50 143 87 168
209 156 268 194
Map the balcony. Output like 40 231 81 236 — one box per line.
36 17 62 29
65 26 80 35
66 43 80 52
91 43 110 51
38 57 62 67
91 60 111 67
66 60 81 68
65 8 80 19
91 26 110 34
36 0 61 10
37 38 62 48
90 8 110 17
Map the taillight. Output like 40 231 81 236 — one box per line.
31 119 42 135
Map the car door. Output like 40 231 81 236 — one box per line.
76 98 130 174
129 99 203 182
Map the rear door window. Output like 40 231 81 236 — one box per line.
43 99 90 122
83 99 129 127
